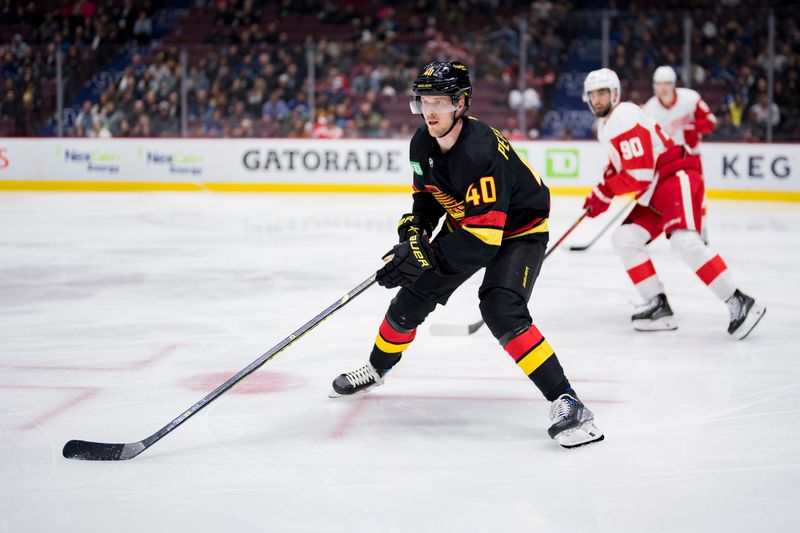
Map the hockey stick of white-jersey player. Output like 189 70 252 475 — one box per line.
62 270 381 461
568 197 636 251
430 211 590 336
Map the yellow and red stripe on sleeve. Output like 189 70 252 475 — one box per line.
504 217 549 240
502 324 555 376
460 210 507 246
374 317 417 354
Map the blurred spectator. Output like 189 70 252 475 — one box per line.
261 90 289 121
728 92 747 127
151 100 178 136
509 87 542 111
133 10 153 46
132 114 151 136
74 100 97 137
749 93 780 129
90 118 111 137
101 101 126 136
203 108 225 137
312 116 343 139
502 117 526 141
10 34 30 59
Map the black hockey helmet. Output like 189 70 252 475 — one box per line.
409 61 472 115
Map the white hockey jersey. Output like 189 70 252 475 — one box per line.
597 101 681 206
642 87 717 150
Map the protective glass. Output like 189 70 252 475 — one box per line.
409 96 458 115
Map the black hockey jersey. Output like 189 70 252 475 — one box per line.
408 116 550 275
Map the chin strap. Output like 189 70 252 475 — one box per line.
435 111 461 138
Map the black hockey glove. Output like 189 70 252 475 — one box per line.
376 234 436 289
396 213 433 243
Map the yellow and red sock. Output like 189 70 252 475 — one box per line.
503 324 569 401
369 316 416 371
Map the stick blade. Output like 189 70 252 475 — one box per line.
568 245 590 251
63 439 141 461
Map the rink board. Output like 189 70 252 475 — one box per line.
0 138 798 200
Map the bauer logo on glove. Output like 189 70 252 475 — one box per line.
396 212 433 243
376 234 436 289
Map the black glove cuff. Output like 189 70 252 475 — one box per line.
397 213 433 242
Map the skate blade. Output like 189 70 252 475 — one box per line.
732 303 766 340
632 316 678 331
328 381 383 399
555 421 605 449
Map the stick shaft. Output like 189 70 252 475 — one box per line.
64 272 378 460
144 274 377 447
544 211 588 259
569 198 636 251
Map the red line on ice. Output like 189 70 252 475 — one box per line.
328 396 371 440
0 344 177 429
0 384 101 430
130 344 178 370
0 344 178 372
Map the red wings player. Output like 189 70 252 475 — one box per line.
643 66 716 156
643 65 716 241
581 68 765 339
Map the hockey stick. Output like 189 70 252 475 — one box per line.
63 271 380 461
568 198 635 251
430 211 589 337
544 210 588 259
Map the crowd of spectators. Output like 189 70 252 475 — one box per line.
0 0 163 134
59 0 548 139
1 0 797 141
612 0 800 141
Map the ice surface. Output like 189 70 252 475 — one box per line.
1 192 798 532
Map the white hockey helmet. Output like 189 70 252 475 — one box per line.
653 65 677 85
582 68 621 113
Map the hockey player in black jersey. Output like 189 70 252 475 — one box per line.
330 61 603 448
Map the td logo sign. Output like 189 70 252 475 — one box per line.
546 149 579 178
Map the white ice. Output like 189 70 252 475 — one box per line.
1 192 798 533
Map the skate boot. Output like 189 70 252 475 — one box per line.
631 293 677 331
547 393 604 449
329 363 386 398
726 289 766 340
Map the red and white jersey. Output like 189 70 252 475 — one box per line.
642 88 716 150
597 101 677 205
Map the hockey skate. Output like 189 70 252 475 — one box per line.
631 293 677 331
547 394 604 448
726 289 766 340
329 363 386 398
